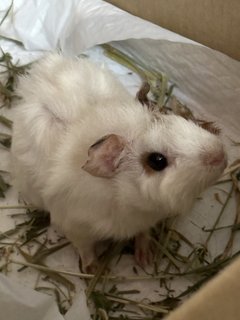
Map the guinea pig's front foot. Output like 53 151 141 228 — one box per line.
134 232 153 267
79 256 99 274
77 244 98 274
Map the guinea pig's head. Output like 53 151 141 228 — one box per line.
83 114 227 217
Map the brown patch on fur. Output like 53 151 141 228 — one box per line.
136 82 151 107
196 120 221 135
136 84 221 136
136 82 157 111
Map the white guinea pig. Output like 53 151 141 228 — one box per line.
11 53 227 269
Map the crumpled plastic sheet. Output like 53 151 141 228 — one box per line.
0 0 197 53
0 0 239 319
0 274 65 320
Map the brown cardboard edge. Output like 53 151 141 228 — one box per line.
165 256 240 320
106 0 240 61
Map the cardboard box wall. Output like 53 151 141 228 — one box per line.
106 0 240 61
165 256 240 320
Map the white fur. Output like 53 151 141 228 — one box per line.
11 53 226 266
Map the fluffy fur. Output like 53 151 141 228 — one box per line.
11 54 226 267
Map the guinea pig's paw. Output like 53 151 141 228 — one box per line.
134 232 153 267
78 246 97 274
80 258 100 275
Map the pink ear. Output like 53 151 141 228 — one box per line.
82 134 127 178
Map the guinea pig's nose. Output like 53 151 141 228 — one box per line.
203 150 227 168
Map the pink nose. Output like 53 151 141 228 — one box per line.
203 151 227 168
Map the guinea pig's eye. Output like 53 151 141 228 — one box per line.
147 153 168 171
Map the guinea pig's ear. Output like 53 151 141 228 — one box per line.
82 134 127 178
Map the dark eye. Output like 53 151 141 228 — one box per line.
147 153 168 171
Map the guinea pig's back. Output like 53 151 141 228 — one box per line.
11 53 133 208
17 53 132 121
13 53 134 158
